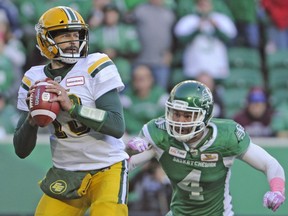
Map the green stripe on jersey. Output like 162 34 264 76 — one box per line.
21 82 29 91
90 61 114 78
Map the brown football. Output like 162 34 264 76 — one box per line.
29 82 60 127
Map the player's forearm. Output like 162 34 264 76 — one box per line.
129 148 155 171
70 104 124 138
100 110 125 137
69 89 125 138
241 143 285 182
13 112 38 158
96 89 125 137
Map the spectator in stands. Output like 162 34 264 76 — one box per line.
196 72 225 118
14 0 48 71
271 102 288 138
111 0 147 14
130 0 176 90
0 51 14 102
175 0 233 19
261 0 288 52
225 0 260 48
89 4 141 85
174 0 237 80
0 93 19 138
87 0 111 29
120 64 168 136
0 9 25 103
0 0 22 38
233 86 275 137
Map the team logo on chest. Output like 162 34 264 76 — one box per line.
66 76 85 87
169 146 187 158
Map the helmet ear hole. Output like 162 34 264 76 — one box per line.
36 33 58 59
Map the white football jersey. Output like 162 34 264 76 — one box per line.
17 53 129 171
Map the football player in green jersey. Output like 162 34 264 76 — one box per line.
128 80 285 216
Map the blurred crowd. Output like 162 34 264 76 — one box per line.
1 0 288 215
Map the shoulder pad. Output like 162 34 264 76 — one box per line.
154 117 166 130
21 65 46 91
87 53 114 78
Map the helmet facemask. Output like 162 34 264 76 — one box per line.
49 28 88 64
165 100 206 142
165 80 214 143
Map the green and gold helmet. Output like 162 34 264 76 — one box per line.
35 6 89 64
165 80 214 142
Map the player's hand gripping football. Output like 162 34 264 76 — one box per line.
45 79 73 112
263 191 285 212
26 82 38 126
127 137 149 152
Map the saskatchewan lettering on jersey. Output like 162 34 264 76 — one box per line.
173 157 216 168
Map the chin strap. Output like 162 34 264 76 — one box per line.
56 40 87 64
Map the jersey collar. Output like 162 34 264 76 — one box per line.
183 127 214 152
44 63 75 82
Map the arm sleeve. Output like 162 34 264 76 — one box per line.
240 143 285 182
70 89 125 138
129 148 156 171
13 111 38 158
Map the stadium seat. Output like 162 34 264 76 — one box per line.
228 47 261 69
266 50 288 70
270 88 288 107
222 87 249 118
268 68 288 92
223 68 264 89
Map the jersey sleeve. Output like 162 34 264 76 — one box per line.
17 66 46 111
17 75 30 111
221 119 251 157
86 53 124 101
141 117 171 151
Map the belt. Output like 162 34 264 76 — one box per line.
79 166 111 175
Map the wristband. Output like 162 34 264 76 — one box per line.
270 177 285 194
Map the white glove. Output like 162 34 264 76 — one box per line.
127 137 149 152
263 191 285 212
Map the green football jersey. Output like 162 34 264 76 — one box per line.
141 117 250 216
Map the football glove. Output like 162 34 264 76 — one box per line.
127 137 149 152
263 191 285 212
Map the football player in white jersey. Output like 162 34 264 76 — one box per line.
13 6 129 216
127 80 286 216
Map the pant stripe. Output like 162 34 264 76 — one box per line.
118 160 128 204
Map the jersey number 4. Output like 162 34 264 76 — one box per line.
177 169 204 201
